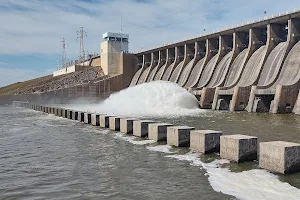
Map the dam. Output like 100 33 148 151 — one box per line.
130 10 300 115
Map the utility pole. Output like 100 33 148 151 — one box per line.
77 27 87 63
61 38 66 69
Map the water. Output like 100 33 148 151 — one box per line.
2 81 300 199
63 81 202 118
2 106 300 200
0 106 233 200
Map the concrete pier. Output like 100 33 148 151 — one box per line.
167 126 195 147
220 134 258 162
54 108 59 116
91 114 100 126
72 111 79 120
58 108 63 117
259 141 300 174
100 115 112 128
133 120 155 137
67 110 73 119
148 123 173 141
64 109 68 118
190 130 222 153
120 118 136 134
109 116 121 131
84 113 92 124
61 108 66 118
78 112 85 122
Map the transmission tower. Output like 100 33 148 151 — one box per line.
61 38 66 68
77 27 87 62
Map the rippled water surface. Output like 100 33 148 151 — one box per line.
2 105 300 200
0 106 233 200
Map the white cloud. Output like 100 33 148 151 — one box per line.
0 62 8 65
0 0 299 57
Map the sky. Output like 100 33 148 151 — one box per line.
0 0 299 87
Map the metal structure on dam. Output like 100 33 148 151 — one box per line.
130 10 300 114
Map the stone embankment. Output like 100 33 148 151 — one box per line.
0 67 105 96
14 101 300 175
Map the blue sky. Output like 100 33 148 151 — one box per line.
0 0 300 87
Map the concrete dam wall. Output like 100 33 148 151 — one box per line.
131 10 300 114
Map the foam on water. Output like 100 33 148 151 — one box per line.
65 81 203 118
114 132 156 145
166 152 300 200
146 145 174 154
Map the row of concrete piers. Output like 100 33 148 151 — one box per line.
15 101 300 175
131 11 300 114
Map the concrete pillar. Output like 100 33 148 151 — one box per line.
190 130 222 153
56 108 60 116
271 19 300 114
54 108 58 116
62 109 67 118
148 50 164 82
109 116 121 131
220 134 258 162
58 108 63 117
120 118 136 134
174 43 194 83
143 51 159 82
72 111 79 120
259 141 300 174
216 35 232 63
133 120 155 137
148 123 173 141
91 114 100 126
100 115 112 128
78 112 85 122
67 110 73 119
167 126 195 147
60 108 65 117
156 49 172 80
84 113 92 124
136 54 151 85
190 38 218 88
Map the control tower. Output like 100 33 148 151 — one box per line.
101 32 129 75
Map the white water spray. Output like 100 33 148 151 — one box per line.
67 81 203 118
